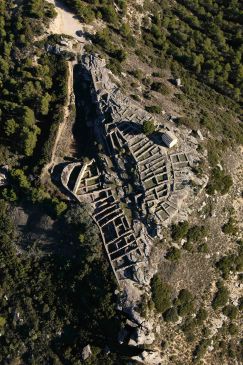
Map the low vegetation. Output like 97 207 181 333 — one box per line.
207 167 233 195
212 282 229 310
166 246 181 262
151 275 172 314
143 119 156 135
0 199 130 364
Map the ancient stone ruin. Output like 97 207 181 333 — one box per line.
60 54 200 286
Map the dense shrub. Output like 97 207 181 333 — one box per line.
171 221 189 241
143 120 156 135
101 5 118 24
163 307 178 322
130 69 143 80
166 247 181 262
196 308 208 325
222 305 238 320
176 289 195 316
207 168 233 195
0 199 122 364
145 105 162 114
212 283 229 310
216 245 243 278
181 318 197 341
151 275 172 314
228 323 238 336
187 225 206 243
222 217 238 235
193 339 210 361
151 81 171 95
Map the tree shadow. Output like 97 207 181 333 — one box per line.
148 131 168 148
116 120 168 148
54 0 73 12
116 120 142 136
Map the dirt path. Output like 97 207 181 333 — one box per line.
41 0 94 181
41 60 75 180
41 0 84 181
46 0 94 42
41 0 103 181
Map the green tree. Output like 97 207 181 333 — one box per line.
0 316 6 329
151 275 172 313
20 125 40 156
4 118 18 136
143 120 156 135
171 221 189 241
212 283 229 310
166 247 181 262
163 307 178 322
29 0 44 18
222 305 238 320
31 187 50 203
101 5 118 24
39 93 51 115
0 56 9 78
52 198 67 216
176 289 195 316
22 106 36 128
11 169 31 190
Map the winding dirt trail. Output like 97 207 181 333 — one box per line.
41 0 95 180
41 61 75 180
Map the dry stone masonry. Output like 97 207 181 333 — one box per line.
60 54 200 286
61 160 145 282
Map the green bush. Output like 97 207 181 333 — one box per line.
0 316 6 329
212 283 229 310
216 251 242 278
151 81 170 95
52 199 67 217
112 49 127 62
216 255 234 277
222 217 238 235
101 5 118 24
171 221 189 241
228 323 238 336
193 339 210 361
131 94 140 101
238 297 243 311
198 242 209 253
166 247 181 262
181 318 197 341
143 120 156 135
145 105 161 114
222 305 238 320
130 69 143 80
163 307 178 322
196 308 208 325
187 225 206 243
176 289 195 316
207 168 233 195
151 275 172 314
108 58 122 75
235 247 243 271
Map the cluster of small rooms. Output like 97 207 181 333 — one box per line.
61 160 145 283
60 54 198 285
107 121 191 224
83 54 194 226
